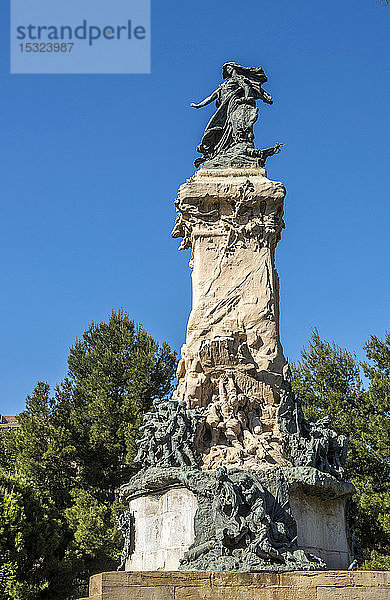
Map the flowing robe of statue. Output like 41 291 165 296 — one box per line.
191 62 279 168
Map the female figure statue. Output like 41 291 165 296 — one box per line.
191 62 277 168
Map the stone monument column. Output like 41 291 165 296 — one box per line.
172 166 288 471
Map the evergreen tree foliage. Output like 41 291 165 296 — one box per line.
0 471 64 600
1 310 177 599
292 328 390 569
360 332 390 569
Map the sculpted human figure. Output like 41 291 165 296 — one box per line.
212 467 247 549
135 418 158 466
170 401 198 467
205 376 243 448
206 394 222 445
191 62 280 168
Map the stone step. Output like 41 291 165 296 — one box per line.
78 570 390 600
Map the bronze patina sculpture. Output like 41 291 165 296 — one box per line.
191 62 283 168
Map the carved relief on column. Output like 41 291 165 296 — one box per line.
172 168 289 471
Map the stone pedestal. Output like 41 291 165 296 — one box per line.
289 492 350 570
78 570 390 600
126 489 197 571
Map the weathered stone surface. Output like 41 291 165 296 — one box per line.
172 167 288 471
125 489 197 572
96 588 173 600
160 167 346 476
289 492 350 569
78 571 390 600
278 570 390 587
175 587 315 600
316 589 389 600
91 572 212 590
211 572 279 587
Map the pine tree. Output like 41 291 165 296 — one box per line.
0 470 64 600
292 329 390 569
2 309 177 599
360 332 390 569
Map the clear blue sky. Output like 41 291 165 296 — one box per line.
1 0 389 415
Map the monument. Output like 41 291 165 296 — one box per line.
78 63 390 599
118 62 353 572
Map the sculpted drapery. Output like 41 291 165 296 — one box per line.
191 62 277 168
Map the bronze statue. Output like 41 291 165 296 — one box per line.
191 62 283 168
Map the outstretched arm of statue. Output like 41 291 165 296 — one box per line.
263 143 285 158
191 89 218 109
259 87 273 105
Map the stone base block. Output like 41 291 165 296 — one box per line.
289 490 350 569
78 571 390 600
126 488 197 571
